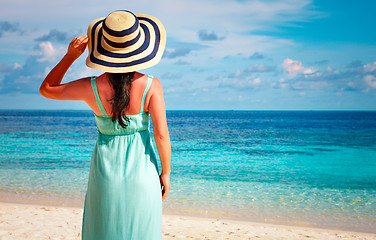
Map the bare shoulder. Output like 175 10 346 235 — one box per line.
145 75 165 112
149 76 163 95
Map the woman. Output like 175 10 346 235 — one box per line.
39 10 171 239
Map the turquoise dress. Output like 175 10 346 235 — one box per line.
82 75 162 240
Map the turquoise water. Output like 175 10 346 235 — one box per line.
0 110 375 232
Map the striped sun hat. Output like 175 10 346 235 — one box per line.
86 10 166 73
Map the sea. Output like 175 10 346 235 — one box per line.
0 110 375 233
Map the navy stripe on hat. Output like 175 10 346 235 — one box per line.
103 31 141 49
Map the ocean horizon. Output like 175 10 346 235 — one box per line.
0 110 375 233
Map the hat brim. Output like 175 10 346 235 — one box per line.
86 14 166 73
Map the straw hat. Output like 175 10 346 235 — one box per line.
86 10 166 73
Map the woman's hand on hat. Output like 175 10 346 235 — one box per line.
66 36 89 60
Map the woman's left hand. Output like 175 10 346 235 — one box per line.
66 36 89 60
159 173 171 201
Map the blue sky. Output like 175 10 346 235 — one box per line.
0 0 375 110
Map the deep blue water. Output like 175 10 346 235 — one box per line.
0 110 375 232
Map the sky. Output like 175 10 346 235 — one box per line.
0 0 375 110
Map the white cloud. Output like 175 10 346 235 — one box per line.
282 58 315 77
37 41 62 62
231 69 243 78
273 60 376 92
364 62 376 72
325 66 339 74
13 62 22 69
364 75 376 89
253 77 261 84
272 78 288 88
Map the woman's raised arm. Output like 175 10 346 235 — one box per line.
39 36 89 100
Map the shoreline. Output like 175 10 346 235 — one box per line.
1 192 375 235
1 201 376 240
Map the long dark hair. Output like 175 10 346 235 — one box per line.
107 72 135 128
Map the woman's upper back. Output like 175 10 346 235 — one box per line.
91 72 152 117
90 73 152 135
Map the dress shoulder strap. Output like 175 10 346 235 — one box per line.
90 77 108 117
139 75 153 113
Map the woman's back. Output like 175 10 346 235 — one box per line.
90 74 153 135
89 72 152 116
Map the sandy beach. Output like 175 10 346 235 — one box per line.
0 201 375 240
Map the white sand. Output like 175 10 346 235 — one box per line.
0 202 375 240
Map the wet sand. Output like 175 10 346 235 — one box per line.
1 202 375 240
